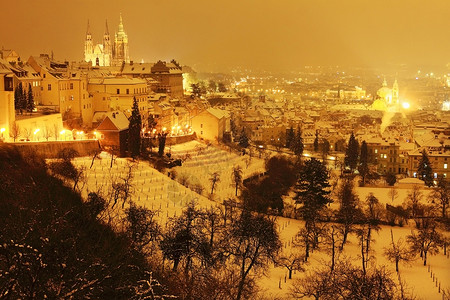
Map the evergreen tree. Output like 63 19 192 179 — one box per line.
14 85 20 111
321 139 331 161
358 140 369 186
14 83 26 114
147 114 157 132
344 132 359 172
158 132 167 157
128 97 142 158
286 126 295 148
313 130 319 152
26 83 35 115
238 127 249 148
294 158 331 222
417 149 433 187
291 126 304 158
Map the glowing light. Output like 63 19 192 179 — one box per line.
34 129 40 135
402 102 410 109
0 128 5 133
303 153 310 157
60 130 66 135
162 127 167 132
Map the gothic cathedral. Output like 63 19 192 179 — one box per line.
84 14 130 67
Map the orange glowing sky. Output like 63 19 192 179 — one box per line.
1 0 449 72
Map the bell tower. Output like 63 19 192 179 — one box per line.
103 20 112 66
84 20 94 63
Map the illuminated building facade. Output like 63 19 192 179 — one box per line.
84 15 130 67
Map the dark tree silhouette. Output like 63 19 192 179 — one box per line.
313 130 319 152
344 132 359 172
358 140 369 186
286 126 295 148
227 211 280 300
128 97 142 158
407 224 442 266
417 149 433 187
429 175 449 218
238 127 249 148
336 179 362 249
290 126 304 158
209 172 221 195
158 132 167 157
384 230 415 273
231 165 243 196
26 83 35 115
294 158 331 258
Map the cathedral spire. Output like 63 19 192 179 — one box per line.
86 19 91 35
382 76 387 87
118 13 124 33
105 19 109 35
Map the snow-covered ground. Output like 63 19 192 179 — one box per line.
73 141 449 300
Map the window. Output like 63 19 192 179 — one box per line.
444 163 448 169
375 149 378 154
70 83 73 90
70 95 74 101
201 131 203 135
48 84 51 91
117 89 120 94
126 88 129 94
201 124 203 128
43 74 46 78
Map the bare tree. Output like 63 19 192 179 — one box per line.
209 172 220 195
23 127 32 141
53 123 61 140
227 211 280 300
125 202 161 253
384 229 415 273
275 252 306 279
404 184 424 227
388 186 399 204
10 121 21 142
89 148 101 169
428 175 449 218
319 223 342 272
231 165 243 196
110 162 134 209
407 224 442 266
42 125 53 141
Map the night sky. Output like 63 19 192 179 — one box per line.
2 0 449 71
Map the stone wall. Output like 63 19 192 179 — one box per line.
11 140 101 158
165 133 196 145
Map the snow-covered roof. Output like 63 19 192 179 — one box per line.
206 108 229 119
97 110 129 131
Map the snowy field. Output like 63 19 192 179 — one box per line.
72 141 449 300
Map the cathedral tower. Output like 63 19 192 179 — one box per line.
103 20 112 66
84 20 93 63
113 14 130 65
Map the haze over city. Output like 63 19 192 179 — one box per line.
2 0 450 72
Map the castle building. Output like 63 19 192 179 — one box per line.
84 15 129 67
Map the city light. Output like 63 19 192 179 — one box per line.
402 102 410 109
0 128 5 133
34 128 40 135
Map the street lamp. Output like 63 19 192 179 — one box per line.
34 128 40 141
